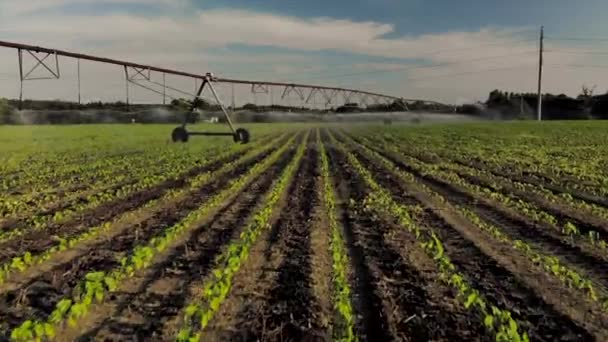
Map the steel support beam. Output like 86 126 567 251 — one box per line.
0 39 448 110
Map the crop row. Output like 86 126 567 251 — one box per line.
0 135 273 221
327 132 529 342
8 132 300 342
373 127 608 199
0 134 282 246
175 131 309 341
0 133 291 288
342 133 608 312
442 161 608 234
358 133 608 251
366 132 608 245
317 130 356 342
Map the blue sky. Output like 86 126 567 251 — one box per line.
1 0 608 104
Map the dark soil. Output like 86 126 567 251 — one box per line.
323 129 482 342
0 136 286 266
74 137 299 341
355 136 608 291
225 132 329 341
0 140 290 336
341 133 594 341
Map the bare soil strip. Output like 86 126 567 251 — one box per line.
353 136 608 292
67 139 300 342
0 144 284 336
341 133 606 341
323 130 484 341
205 133 330 341
0 136 284 267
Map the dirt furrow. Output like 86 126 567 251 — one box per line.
452 157 608 209
354 137 608 291
211 134 329 341
0 137 284 266
340 133 601 341
323 130 483 342
358 133 608 242
69 140 299 342
0 144 284 336
454 169 608 240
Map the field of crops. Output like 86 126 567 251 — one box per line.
1 121 608 341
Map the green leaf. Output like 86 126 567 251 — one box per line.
483 314 494 329
464 292 478 309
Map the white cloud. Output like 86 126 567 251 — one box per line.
0 0 606 104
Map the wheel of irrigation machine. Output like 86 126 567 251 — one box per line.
233 128 250 144
171 126 189 143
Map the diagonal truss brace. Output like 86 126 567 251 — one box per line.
19 49 61 81
305 88 320 104
320 89 338 106
126 66 151 81
281 85 305 101
251 83 269 94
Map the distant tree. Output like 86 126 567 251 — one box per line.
579 84 596 99
242 103 257 111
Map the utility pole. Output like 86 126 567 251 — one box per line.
537 25 544 121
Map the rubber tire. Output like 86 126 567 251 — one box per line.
171 126 189 143
233 128 250 144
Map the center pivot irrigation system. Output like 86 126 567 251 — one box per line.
0 40 446 143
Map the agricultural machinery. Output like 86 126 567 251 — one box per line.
171 73 250 144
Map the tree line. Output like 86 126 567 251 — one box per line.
457 86 608 120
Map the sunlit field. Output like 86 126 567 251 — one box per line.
1 121 608 341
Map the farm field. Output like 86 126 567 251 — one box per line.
0 121 608 341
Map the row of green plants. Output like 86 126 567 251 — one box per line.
0 133 291 287
374 127 608 201
328 132 529 342
343 133 608 312
0 134 282 245
9 133 301 342
175 132 309 342
0 132 279 221
358 133 608 251
366 132 608 250
0 144 200 210
317 131 357 342
1 143 236 219
0 147 212 219
443 161 608 249
177 132 310 342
